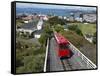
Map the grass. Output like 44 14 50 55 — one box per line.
67 23 96 35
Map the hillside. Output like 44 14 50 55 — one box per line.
60 30 96 64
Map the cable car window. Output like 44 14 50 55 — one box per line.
59 44 70 50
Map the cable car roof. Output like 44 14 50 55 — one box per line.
54 32 69 44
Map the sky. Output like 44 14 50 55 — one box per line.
16 3 96 11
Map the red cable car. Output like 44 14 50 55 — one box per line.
54 32 73 59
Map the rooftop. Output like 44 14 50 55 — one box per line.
20 21 37 30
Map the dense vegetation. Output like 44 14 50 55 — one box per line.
16 39 45 73
16 19 24 28
47 16 65 26
92 32 97 44
67 25 83 36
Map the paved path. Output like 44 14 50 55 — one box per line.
48 38 64 72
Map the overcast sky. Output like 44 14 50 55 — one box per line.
16 3 96 10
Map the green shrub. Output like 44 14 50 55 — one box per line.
67 25 83 36
47 16 65 25
16 39 46 73
16 54 45 73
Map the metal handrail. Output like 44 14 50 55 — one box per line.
43 38 49 72
69 42 97 69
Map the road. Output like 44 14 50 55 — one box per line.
47 37 93 72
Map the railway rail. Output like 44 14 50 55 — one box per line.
61 59 73 71
44 35 97 72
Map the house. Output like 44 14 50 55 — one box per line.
16 21 37 35
34 30 42 38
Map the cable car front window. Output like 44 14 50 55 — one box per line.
59 44 69 50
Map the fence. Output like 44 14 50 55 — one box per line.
69 42 97 69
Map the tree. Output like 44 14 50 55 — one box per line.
93 32 96 44
54 24 64 32
47 16 65 26
38 33 47 47
75 28 83 36
16 54 24 67
44 23 53 38
67 25 83 36
67 25 77 31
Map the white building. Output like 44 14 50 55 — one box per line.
37 20 43 30
43 16 48 21
24 20 29 23
34 34 41 38
75 17 83 22
34 30 42 38
83 13 96 23
63 16 67 20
